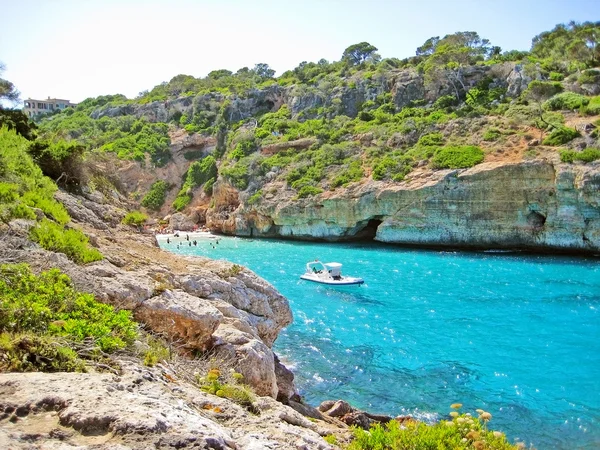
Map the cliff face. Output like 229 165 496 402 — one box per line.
91 63 531 125
206 160 600 253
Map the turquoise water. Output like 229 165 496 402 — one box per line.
160 236 600 449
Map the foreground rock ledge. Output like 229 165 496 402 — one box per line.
0 361 344 450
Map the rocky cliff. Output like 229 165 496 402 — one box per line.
206 159 600 254
0 189 358 448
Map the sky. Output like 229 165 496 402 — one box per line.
1 0 598 104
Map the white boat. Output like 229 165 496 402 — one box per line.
300 261 364 286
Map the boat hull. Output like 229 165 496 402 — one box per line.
300 274 364 286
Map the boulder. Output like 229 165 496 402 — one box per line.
134 290 223 352
169 212 197 231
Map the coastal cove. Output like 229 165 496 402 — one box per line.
159 234 600 450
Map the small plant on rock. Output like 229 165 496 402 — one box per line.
122 210 148 227
196 368 256 410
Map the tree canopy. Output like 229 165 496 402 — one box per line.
342 42 380 66
531 21 600 67
0 62 20 105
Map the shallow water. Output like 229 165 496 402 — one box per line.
160 235 600 449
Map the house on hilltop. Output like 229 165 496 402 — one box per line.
23 97 77 118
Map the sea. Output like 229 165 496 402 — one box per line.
158 233 600 450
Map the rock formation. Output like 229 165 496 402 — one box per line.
0 360 344 449
206 160 600 254
0 189 355 448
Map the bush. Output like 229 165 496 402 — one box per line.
372 155 412 181
331 160 364 188
543 92 590 111
0 264 137 361
417 132 444 147
0 127 69 225
122 211 148 226
30 219 103 264
524 80 563 101
172 156 219 208
203 177 216 195
483 128 502 141
247 190 262 205
431 146 484 169
141 180 169 210
348 407 519 450
220 161 249 190
172 194 192 211
560 147 600 163
297 185 323 198
580 96 600 116
542 127 579 146
578 69 600 85
0 333 86 372
197 368 255 410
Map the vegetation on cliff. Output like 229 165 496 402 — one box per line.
0 263 136 371
348 406 520 450
0 127 102 263
17 21 596 220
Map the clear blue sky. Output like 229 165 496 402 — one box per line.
1 0 598 103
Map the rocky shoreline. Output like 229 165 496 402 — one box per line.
0 189 403 449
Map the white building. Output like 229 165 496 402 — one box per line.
23 97 77 118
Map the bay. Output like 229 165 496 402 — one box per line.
160 235 600 450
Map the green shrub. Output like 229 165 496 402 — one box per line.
431 145 484 169
580 96 600 116
172 194 192 211
122 211 148 226
372 155 412 182
297 185 323 198
578 69 600 85
433 95 458 110
417 132 444 147
172 156 219 208
203 177 216 195
549 72 564 81
534 110 565 130
0 333 86 372
542 127 579 146
20 191 70 224
0 127 69 225
524 80 563 101
247 190 262 205
141 180 169 210
143 335 170 367
560 147 600 163
30 219 103 264
220 161 249 190
483 128 502 141
543 92 590 111
347 408 519 450
331 160 364 188
198 368 256 410
0 264 137 359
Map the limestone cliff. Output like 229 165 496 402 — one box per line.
206 160 600 254
1 190 293 400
